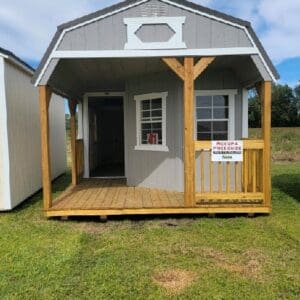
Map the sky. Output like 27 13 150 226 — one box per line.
0 0 299 86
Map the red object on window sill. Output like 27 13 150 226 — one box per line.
147 133 158 145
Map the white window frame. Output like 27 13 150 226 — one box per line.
134 92 169 152
194 89 237 140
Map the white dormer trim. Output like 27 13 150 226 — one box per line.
124 16 187 50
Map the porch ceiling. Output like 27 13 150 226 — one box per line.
47 56 264 99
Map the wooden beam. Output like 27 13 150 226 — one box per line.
195 192 264 200
261 81 272 207
183 57 195 207
68 99 78 186
39 86 52 210
162 58 185 81
194 57 215 80
45 206 271 218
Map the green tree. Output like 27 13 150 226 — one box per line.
271 84 297 127
248 94 261 128
294 82 300 125
248 83 299 128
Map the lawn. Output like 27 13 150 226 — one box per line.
0 128 299 299
250 127 300 161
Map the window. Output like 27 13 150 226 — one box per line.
134 92 168 151
195 90 236 141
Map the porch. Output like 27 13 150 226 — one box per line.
47 172 269 218
39 56 272 218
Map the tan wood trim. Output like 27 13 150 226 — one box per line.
252 151 257 192
193 57 215 80
76 139 84 178
261 81 272 207
195 139 264 150
196 192 264 200
244 150 248 193
161 58 185 81
39 85 52 210
45 206 271 217
234 162 239 193
210 159 213 193
200 150 204 192
68 100 78 186
226 162 230 193
218 162 222 192
183 57 196 207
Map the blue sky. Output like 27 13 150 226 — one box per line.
0 0 299 86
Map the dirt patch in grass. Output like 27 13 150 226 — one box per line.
201 247 266 280
153 269 197 294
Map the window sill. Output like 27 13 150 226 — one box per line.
134 145 169 152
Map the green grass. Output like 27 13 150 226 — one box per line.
0 163 299 299
250 127 300 161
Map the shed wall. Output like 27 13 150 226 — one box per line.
58 0 251 51
125 69 242 191
0 57 10 209
3 60 66 209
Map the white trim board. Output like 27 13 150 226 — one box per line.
124 16 186 50
34 0 277 86
52 47 258 59
83 92 126 179
0 57 12 210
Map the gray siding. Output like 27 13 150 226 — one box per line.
2 60 66 209
125 72 184 191
125 68 242 192
58 0 251 51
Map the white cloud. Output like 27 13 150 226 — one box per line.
0 0 299 64
0 0 119 61
195 0 300 63
257 0 300 63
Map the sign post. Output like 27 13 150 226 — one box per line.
211 141 243 162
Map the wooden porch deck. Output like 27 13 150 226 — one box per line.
46 179 269 218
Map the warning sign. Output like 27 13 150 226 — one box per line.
211 141 243 162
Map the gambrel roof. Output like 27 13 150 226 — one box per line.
33 0 279 86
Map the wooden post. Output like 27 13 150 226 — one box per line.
39 86 52 210
183 57 195 207
162 57 215 207
261 81 272 207
68 99 78 186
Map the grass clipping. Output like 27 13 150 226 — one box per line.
153 269 196 294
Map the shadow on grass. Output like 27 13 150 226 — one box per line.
63 212 265 226
11 172 71 213
273 174 300 202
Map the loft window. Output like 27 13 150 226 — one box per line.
134 92 168 152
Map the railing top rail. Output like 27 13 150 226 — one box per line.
195 139 264 151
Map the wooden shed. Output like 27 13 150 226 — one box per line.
0 47 66 210
33 0 279 218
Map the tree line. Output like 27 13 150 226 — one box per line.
249 83 300 128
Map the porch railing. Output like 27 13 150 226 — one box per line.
195 140 265 205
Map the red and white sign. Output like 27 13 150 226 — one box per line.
211 141 243 162
147 133 158 145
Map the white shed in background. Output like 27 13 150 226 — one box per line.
0 47 66 210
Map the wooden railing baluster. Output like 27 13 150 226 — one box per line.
226 162 230 193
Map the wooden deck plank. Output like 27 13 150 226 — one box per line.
49 179 265 216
